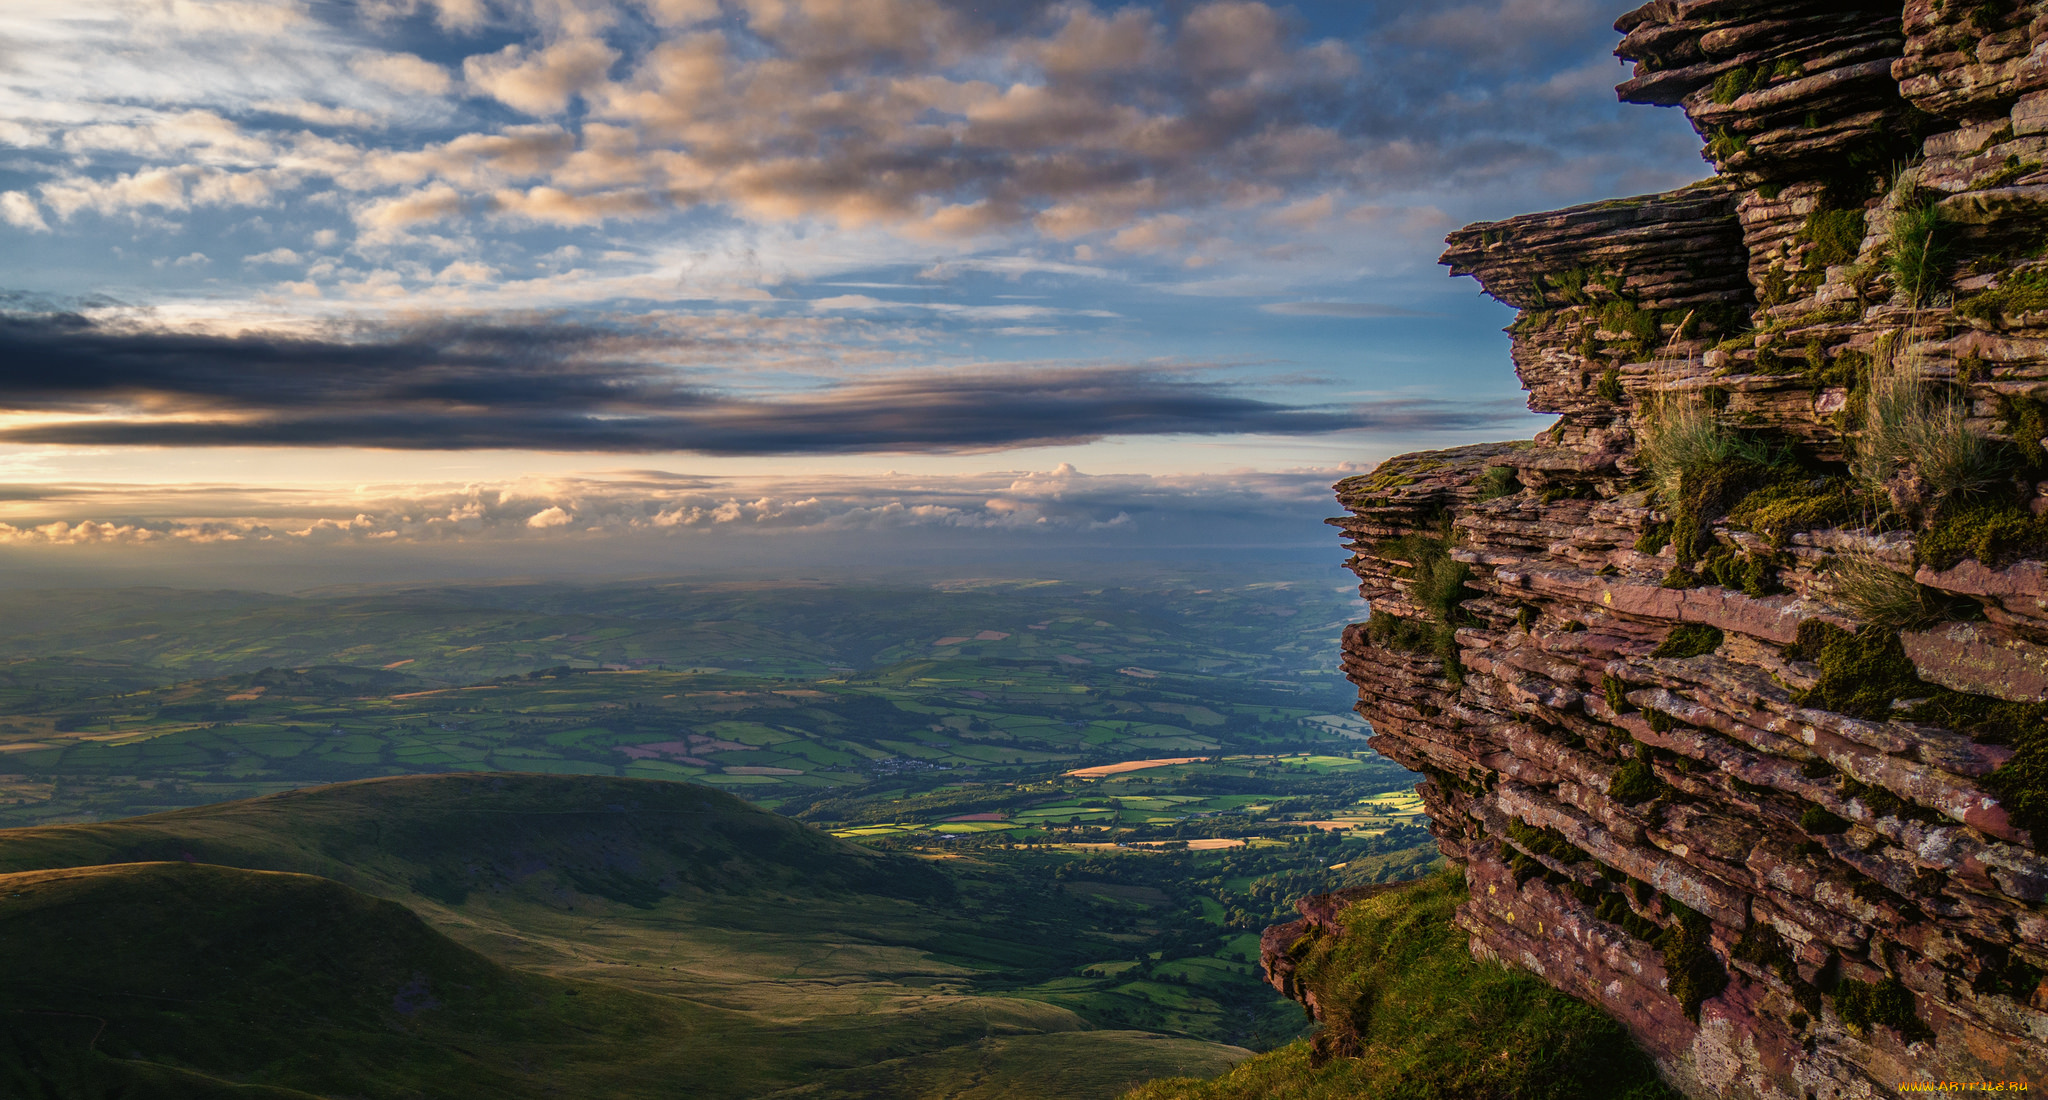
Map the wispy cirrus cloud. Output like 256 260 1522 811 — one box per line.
1259 301 1441 319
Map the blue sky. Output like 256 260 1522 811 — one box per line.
0 0 1705 581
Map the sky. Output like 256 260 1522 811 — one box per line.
0 0 1706 586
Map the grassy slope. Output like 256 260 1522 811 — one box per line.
1124 871 1680 1100
0 774 1055 1014
0 774 1250 1098
0 861 1015 1099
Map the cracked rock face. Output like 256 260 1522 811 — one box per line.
1316 4 2048 1098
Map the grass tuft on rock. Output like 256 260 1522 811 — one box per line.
1639 395 1788 566
1370 525 1474 685
1887 186 1952 307
1827 550 1975 630
1122 871 1680 1100
1853 341 2004 521
1473 465 1522 503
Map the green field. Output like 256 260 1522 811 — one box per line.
0 575 1365 826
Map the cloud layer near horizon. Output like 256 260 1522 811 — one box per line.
0 308 1523 452
0 463 1364 550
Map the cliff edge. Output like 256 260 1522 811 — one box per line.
1332 3 2048 1098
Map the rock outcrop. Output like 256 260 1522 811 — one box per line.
1321 4 2048 1098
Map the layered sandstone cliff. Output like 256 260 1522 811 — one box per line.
1321 3 2048 1097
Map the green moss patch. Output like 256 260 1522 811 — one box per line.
1698 544 1779 597
1608 756 1663 805
1957 268 2048 323
1789 622 1921 720
1782 620 2048 838
1724 477 1863 547
1801 207 1867 268
1799 805 1850 835
1651 624 1723 659
1657 900 1728 1022
1833 977 1932 1041
1974 718 2048 840
1602 674 1632 714
1672 457 1782 566
1919 503 2048 570
1370 527 1473 685
1506 818 1589 865
1595 368 1625 402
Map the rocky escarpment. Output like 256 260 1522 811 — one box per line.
1322 3 2048 1099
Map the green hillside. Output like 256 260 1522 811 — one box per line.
0 860 1152 1099
0 774 1253 1098
0 771 947 906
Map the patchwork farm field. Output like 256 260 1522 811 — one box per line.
0 573 1367 826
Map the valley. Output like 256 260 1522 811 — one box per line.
0 573 1439 1097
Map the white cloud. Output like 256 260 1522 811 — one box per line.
255 99 381 128
350 52 455 96
464 38 619 116
0 192 50 232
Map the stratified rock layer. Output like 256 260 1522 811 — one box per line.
1325 4 2048 1098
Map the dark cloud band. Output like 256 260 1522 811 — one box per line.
0 311 1514 454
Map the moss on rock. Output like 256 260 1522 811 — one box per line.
1919 503 2048 570
1651 624 1723 659
1657 900 1728 1023
1790 623 1921 720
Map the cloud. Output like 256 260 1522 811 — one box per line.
464 38 620 116
254 99 381 128
0 463 1370 558
354 183 468 234
636 0 719 28
1258 301 1440 318
0 309 1518 454
0 193 50 233
350 52 455 96
487 185 659 225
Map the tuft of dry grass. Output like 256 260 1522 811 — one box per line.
1851 339 2003 520
1828 550 1935 630
1638 394 1767 505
